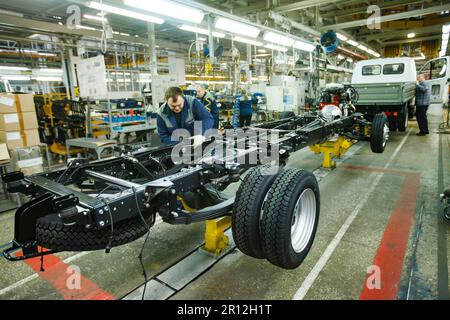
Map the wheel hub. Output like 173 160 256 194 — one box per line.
291 188 316 253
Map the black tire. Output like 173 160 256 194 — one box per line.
398 105 408 132
232 165 281 259
260 169 320 269
36 213 152 252
444 207 450 222
371 113 389 154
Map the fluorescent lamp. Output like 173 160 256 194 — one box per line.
124 0 204 24
336 33 348 41
233 36 263 47
113 31 131 37
179 25 225 38
215 17 260 38
83 14 107 22
263 31 295 47
293 40 316 52
258 49 267 53
373 52 381 58
0 66 29 71
357 44 368 51
88 1 164 24
28 34 42 39
38 68 63 74
76 25 99 31
407 33 415 39
346 58 353 62
443 33 449 41
264 43 288 52
198 37 207 41
443 24 450 34
34 76 63 82
346 39 359 47
2 75 31 81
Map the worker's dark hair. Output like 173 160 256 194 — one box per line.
165 86 184 102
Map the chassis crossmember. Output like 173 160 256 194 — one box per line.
1 110 388 269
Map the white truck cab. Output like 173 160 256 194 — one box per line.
418 56 450 105
351 57 417 132
352 57 417 85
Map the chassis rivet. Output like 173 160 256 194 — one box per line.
144 192 149 197
145 203 150 208
170 189 176 195
114 207 117 211
99 221 105 227
99 209 104 215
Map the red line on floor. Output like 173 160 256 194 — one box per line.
20 249 115 300
340 164 419 176
359 173 420 300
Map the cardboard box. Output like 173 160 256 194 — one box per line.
20 112 39 130
0 114 20 131
0 112 39 131
0 93 35 114
0 143 10 162
0 129 41 149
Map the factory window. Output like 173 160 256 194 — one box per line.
383 63 404 75
362 65 381 75
430 58 447 80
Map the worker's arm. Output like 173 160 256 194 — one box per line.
416 82 428 93
192 98 214 133
157 115 174 145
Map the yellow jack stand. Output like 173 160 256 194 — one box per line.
309 136 355 169
203 216 232 256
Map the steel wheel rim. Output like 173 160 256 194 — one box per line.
291 188 316 253
383 123 389 148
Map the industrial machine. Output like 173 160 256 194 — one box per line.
1 102 389 270
34 95 87 157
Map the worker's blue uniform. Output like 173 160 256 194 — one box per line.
198 91 220 129
157 96 213 145
239 96 253 127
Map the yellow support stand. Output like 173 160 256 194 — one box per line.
203 216 232 256
309 136 355 169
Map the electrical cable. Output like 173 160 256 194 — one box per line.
99 197 114 254
100 0 108 54
132 186 155 300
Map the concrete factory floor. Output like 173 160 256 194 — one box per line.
0 105 449 300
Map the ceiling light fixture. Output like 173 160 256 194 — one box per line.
233 36 263 47
214 17 261 38
293 40 316 52
336 33 348 41
0 65 29 71
407 33 415 38
124 0 204 24
179 25 225 38
88 1 164 24
263 31 295 46
264 43 289 52
83 14 107 22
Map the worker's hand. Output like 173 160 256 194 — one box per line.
192 135 206 147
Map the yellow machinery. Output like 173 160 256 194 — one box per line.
34 94 86 157
180 195 232 256
309 136 355 169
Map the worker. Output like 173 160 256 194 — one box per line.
157 86 213 145
415 74 430 136
196 85 220 129
238 89 253 127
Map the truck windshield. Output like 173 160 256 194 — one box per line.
383 63 404 75
362 65 381 76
